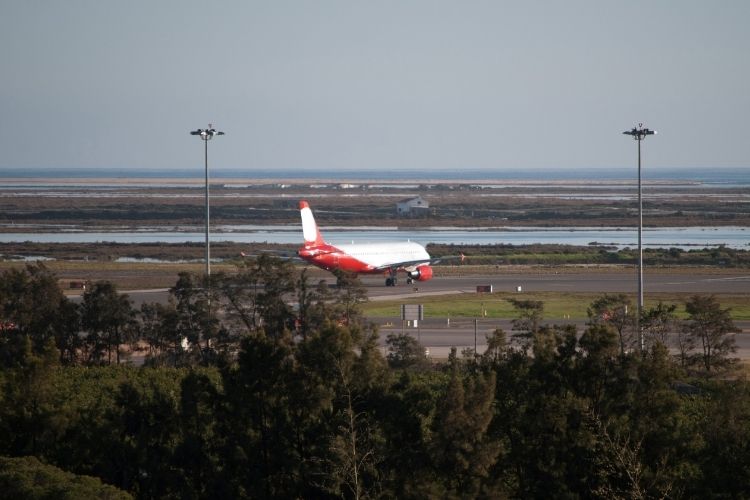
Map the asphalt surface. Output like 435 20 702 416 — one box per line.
361 271 750 297
374 316 750 360
117 269 749 306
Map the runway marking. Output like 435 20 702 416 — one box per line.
662 276 750 286
369 290 471 302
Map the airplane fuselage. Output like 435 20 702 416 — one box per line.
297 200 435 285
298 241 430 274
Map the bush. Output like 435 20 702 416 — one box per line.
0 456 131 500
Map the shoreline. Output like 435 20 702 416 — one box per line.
0 176 713 187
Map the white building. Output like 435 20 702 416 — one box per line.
396 196 430 216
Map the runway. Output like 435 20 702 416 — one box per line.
359 270 750 298
121 268 749 308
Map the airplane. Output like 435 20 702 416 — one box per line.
297 200 440 286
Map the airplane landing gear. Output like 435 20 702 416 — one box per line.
385 277 398 287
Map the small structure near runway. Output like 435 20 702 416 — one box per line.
401 304 425 341
401 304 424 323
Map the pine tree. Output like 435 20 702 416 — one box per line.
81 282 135 365
587 294 636 356
683 295 740 373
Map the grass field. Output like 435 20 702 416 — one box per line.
362 291 750 321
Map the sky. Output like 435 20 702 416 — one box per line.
1 1 749 173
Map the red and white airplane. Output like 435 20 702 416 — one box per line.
297 200 437 286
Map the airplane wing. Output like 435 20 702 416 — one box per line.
372 259 432 272
240 249 301 261
372 253 464 271
426 253 466 266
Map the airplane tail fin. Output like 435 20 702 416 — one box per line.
300 200 326 247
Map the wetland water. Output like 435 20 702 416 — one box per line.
0 225 746 249
1 167 747 249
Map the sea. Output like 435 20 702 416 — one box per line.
1 166 749 186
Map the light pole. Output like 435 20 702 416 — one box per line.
190 125 224 277
623 123 656 352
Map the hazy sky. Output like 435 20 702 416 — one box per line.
1 1 748 172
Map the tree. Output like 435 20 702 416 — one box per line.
54 299 82 365
139 300 185 366
640 301 677 350
588 294 636 356
489 322 601 498
626 343 698 497
0 456 132 500
482 328 509 364
427 368 500 498
506 298 544 343
326 345 382 500
103 370 184 496
217 255 296 340
171 272 218 364
695 381 750 498
385 333 427 369
295 270 370 336
577 324 620 410
174 370 224 498
0 263 76 365
219 333 298 498
0 337 62 457
683 295 740 373
295 268 315 340
329 270 369 326
376 370 449 497
80 282 135 365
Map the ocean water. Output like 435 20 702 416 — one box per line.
1 166 748 186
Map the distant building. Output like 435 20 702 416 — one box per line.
396 196 430 216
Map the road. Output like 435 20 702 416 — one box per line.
373 316 750 360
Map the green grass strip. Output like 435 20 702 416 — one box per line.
363 292 750 320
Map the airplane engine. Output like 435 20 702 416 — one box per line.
408 265 433 282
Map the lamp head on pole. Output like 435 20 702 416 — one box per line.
623 123 656 141
190 124 225 141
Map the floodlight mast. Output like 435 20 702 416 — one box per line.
623 123 656 353
190 126 225 278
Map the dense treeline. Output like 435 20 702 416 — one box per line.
429 243 750 267
0 261 747 498
3 242 748 269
